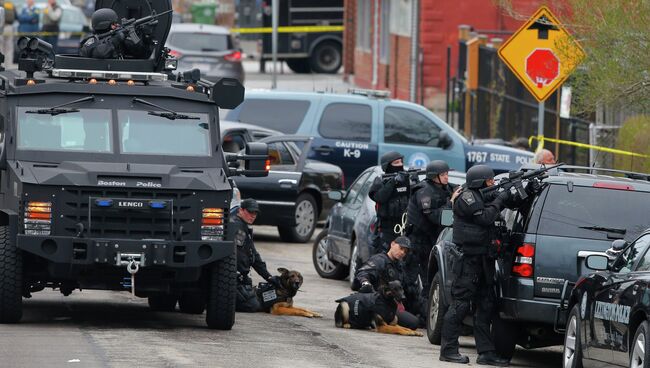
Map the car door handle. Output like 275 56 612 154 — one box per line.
314 145 333 155
278 179 297 185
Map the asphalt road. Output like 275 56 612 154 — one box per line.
0 226 561 368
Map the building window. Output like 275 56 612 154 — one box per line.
380 0 390 63
356 0 372 51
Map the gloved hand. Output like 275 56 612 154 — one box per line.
394 172 408 186
267 276 282 289
526 178 542 195
359 282 374 293
110 30 126 47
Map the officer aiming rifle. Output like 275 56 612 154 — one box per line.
480 163 563 200
80 8 172 59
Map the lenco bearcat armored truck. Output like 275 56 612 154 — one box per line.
0 0 268 329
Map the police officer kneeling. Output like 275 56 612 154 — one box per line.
228 199 281 312
353 236 419 330
80 8 154 59
439 165 520 366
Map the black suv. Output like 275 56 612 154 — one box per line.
425 165 650 358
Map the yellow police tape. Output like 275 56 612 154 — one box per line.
529 135 650 158
231 25 344 34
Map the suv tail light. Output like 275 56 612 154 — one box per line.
202 208 225 241
224 50 242 62
512 243 535 278
25 201 52 235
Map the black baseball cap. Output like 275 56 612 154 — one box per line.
240 198 260 214
393 236 412 249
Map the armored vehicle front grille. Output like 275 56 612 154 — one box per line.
58 188 202 240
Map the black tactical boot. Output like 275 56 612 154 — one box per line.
439 353 470 364
476 351 509 367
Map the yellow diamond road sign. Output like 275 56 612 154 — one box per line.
498 6 585 102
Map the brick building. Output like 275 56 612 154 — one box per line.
343 0 545 111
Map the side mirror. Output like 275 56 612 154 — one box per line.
227 142 269 177
611 239 628 251
586 255 609 271
440 209 453 227
327 190 343 201
212 78 245 109
438 131 453 150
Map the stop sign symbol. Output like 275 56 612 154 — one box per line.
526 49 559 88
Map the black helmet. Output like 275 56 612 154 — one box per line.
426 160 450 181
92 8 119 33
380 151 404 171
466 164 495 189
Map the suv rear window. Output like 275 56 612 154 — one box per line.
538 185 650 241
318 103 372 141
231 99 310 133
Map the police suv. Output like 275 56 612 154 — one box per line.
0 0 267 329
561 229 650 368
224 89 534 185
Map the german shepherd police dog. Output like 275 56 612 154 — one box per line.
256 268 322 318
334 280 422 336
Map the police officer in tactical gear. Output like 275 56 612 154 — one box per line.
80 8 154 59
369 151 411 252
228 198 281 312
439 165 517 366
353 236 419 330
406 160 460 319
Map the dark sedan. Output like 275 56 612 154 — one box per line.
166 23 245 83
561 230 650 368
312 165 465 287
232 135 344 243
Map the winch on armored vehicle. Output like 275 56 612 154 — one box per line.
0 0 268 329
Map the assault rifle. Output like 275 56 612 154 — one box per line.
480 163 563 200
382 168 426 178
96 9 173 46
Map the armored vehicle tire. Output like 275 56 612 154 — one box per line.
492 314 518 360
312 230 347 280
206 252 236 330
0 226 23 323
563 305 583 368
309 41 342 74
286 58 312 74
426 273 445 345
278 193 317 243
178 292 206 314
148 293 177 312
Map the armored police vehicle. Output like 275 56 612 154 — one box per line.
0 0 267 330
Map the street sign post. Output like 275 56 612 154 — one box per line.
498 6 585 147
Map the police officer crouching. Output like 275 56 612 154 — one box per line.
80 8 154 59
353 236 419 330
369 151 411 252
228 198 281 312
406 160 460 319
439 165 519 366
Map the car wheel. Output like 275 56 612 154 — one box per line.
0 226 23 323
312 230 347 279
286 58 312 74
148 293 177 312
563 305 584 368
492 315 518 360
309 41 342 74
178 292 206 314
631 320 650 368
278 193 317 243
427 272 446 345
206 252 237 330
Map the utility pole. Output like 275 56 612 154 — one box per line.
271 0 279 89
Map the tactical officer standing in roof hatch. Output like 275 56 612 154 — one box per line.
80 8 154 59
369 151 412 253
439 165 535 366
228 198 282 312
406 160 460 320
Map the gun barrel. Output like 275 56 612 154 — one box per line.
480 163 563 194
